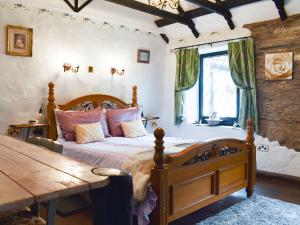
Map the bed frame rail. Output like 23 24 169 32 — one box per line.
151 119 256 225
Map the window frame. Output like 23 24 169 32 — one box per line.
199 51 240 126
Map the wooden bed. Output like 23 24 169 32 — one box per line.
47 82 256 225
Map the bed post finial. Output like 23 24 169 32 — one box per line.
132 85 138 107
246 117 256 197
47 82 57 140
154 128 165 169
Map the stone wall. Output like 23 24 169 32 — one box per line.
245 14 300 151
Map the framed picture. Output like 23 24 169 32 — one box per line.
6 25 33 57
137 49 150 64
265 52 293 80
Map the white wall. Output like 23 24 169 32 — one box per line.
0 1 166 134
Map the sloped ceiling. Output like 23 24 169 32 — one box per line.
9 0 300 40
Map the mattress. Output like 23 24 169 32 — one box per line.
59 134 194 170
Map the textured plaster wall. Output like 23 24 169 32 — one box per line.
0 2 166 134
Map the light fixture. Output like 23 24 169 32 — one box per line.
63 63 80 73
111 67 125 76
148 0 180 10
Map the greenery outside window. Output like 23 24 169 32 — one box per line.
199 51 240 126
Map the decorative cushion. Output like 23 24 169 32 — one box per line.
0 209 45 225
106 107 140 137
75 123 105 144
121 120 147 138
57 107 109 141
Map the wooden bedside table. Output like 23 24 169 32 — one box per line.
9 123 48 142
142 116 159 128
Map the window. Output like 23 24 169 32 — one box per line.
199 51 239 126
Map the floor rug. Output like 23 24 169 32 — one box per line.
197 195 300 225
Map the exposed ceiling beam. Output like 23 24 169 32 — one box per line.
272 0 287 21
177 5 200 38
104 0 192 26
185 0 235 29
160 34 169 44
63 0 94 13
155 0 263 28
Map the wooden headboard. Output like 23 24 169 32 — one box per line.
47 82 138 140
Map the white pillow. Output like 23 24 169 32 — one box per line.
121 120 147 138
75 123 105 144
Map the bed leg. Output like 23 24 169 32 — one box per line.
246 118 256 198
151 128 168 225
246 186 254 197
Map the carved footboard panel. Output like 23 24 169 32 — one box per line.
151 119 256 225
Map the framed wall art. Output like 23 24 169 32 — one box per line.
6 25 33 57
137 49 150 64
265 52 293 80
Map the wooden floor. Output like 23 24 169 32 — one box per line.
41 174 300 225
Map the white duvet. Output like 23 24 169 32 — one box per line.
59 134 193 169
59 134 300 180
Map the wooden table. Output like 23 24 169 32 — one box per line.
0 135 109 225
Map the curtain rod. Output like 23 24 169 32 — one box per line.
170 36 252 52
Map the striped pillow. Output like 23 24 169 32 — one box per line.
75 123 105 144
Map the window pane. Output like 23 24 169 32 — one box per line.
202 54 237 118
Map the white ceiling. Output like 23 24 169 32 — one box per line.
8 0 300 40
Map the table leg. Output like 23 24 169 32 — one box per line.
25 127 31 142
30 203 40 217
46 199 57 225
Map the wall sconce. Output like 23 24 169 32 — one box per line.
111 67 125 76
63 63 80 73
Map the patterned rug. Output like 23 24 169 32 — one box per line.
197 195 300 225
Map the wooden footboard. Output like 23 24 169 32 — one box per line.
151 119 256 225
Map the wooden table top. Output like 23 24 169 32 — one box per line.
9 123 48 128
0 135 109 212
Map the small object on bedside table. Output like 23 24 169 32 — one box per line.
9 123 48 142
142 116 159 128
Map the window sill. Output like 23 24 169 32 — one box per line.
192 123 242 130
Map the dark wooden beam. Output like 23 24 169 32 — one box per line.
272 0 287 21
160 34 169 44
63 0 75 11
63 0 94 13
104 0 191 26
177 5 199 38
155 0 263 28
185 0 235 29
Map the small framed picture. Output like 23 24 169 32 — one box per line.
6 25 33 57
137 49 150 64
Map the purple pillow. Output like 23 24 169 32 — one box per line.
57 107 110 141
106 107 140 137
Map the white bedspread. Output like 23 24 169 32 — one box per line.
59 134 194 170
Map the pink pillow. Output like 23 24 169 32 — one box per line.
106 107 140 137
57 107 110 141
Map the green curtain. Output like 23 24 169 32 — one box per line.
228 39 258 131
175 48 199 125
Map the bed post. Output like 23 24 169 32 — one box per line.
151 128 168 225
132 85 138 107
246 118 256 197
47 82 57 140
